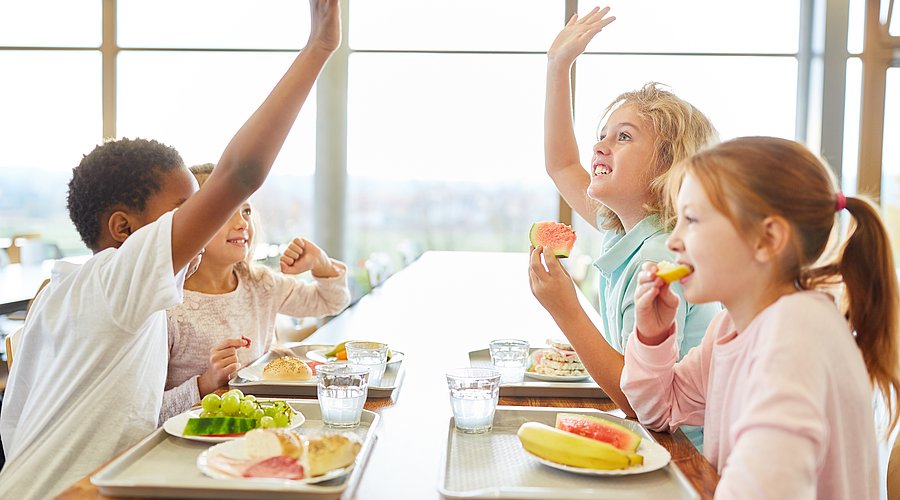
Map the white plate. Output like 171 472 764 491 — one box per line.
198 438 352 484
163 401 305 443
524 371 591 383
528 438 671 476
306 346 405 365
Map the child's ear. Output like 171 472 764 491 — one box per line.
753 215 791 263
107 210 136 245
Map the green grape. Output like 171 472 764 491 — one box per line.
201 393 221 413
221 394 241 415
243 395 256 402
252 409 265 420
273 412 290 427
222 389 244 400
239 399 257 417
263 406 278 418
259 416 275 429
199 410 213 418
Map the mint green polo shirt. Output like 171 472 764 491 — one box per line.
594 214 721 450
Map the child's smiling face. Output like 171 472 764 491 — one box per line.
588 104 657 226
666 173 759 307
201 202 255 268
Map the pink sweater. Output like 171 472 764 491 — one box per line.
621 291 879 499
160 262 351 423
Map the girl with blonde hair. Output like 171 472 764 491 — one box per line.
623 136 898 498
529 7 721 449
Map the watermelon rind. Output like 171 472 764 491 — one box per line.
555 413 642 452
529 222 576 258
183 416 258 436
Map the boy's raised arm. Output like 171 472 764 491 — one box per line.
544 7 614 228
170 0 341 274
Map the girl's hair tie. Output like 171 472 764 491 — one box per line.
835 192 847 212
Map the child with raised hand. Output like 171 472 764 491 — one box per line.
160 164 350 423
0 2 341 498
528 6 721 434
622 137 899 498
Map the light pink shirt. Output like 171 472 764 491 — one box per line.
160 262 351 423
621 291 878 499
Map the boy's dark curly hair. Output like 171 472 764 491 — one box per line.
67 138 185 249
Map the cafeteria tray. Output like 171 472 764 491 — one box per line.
229 343 405 399
469 348 608 398
92 400 379 499
439 406 698 499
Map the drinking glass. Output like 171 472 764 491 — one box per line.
317 363 369 428
345 341 388 386
445 368 501 434
489 339 530 384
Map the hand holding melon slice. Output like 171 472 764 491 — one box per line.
529 222 576 258
655 261 693 283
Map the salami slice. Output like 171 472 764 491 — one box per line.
242 455 305 480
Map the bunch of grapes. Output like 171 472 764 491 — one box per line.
200 390 294 428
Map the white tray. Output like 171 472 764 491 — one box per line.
92 400 379 499
229 343 405 399
469 348 608 398
439 406 699 499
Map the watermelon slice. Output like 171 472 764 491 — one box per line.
183 417 258 436
555 413 642 452
529 222 576 258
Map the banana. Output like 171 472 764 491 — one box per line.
517 422 643 470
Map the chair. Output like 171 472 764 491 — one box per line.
889 431 900 500
364 252 395 289
5 278 50 370
275 314 320 343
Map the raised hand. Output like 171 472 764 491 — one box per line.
548 6 615 66
280 237 338 277
633 262 680 345
528 246 580 317
307 0 341 54
197 338 246 396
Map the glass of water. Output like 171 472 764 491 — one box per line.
317 363 369 429
489 339 530 384
345 341 389 386
445 367 501 434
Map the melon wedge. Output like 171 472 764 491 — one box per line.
656 261 693 283
555 413 642 452
529 222 576 258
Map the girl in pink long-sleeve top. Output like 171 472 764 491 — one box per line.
621 137 899 499
160 164 351 423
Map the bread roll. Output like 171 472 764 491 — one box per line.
245 428 306 461
307 434 362 477
263 356 313 381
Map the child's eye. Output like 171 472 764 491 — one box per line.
243 208 252 216
684 215 697 224
618 132 631 141
598 134 607 141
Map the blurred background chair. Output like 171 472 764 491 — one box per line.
396 239 425 268
7 236 62 266
275 315 321 344
364 252 395 289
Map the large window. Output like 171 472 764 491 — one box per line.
0 0 896 274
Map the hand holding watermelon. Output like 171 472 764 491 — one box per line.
528 222 579 316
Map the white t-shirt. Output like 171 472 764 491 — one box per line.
0 211 187 499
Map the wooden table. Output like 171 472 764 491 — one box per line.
59 251 719 499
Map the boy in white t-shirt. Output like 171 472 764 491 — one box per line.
0 2 342 497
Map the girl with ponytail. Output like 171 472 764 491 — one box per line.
620 136 898 499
